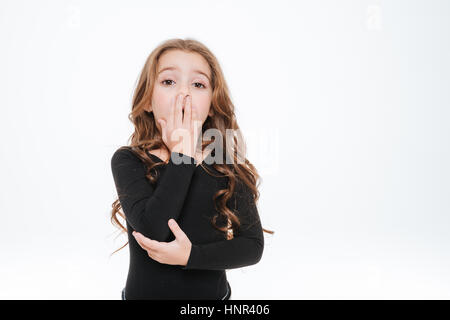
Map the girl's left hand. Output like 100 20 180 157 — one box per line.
132 219 192 267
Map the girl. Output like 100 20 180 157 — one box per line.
110 38 274 300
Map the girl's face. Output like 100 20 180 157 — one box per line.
148 50 214 134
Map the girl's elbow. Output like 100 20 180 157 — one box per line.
253 239 264 264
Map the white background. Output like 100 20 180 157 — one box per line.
1 0 449 299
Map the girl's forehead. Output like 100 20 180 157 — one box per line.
158 51 210 74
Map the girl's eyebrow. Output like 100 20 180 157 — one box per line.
158 66 210 83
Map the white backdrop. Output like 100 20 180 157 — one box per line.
1 0 449 299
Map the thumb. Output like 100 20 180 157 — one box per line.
168 219 187 241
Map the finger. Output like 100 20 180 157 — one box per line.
192 103 200 125
183 95 192 131
133 232 160 252
168 219 188 241
191 106 202 140
133 232 148 250
148 251 161 263
140 237 162 253
158 119 167 141
147 250 158 261
171 94 178 129
175 94 184 129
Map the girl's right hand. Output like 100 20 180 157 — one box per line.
157 93 202 159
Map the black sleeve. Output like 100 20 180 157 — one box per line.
181 180 265 271
111 148 197 242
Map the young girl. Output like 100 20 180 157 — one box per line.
110 38 274 300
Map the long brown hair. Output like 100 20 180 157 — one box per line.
110 38 274 255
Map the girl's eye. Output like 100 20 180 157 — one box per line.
161 79 175 86
194 82 206 89
161 79 206 89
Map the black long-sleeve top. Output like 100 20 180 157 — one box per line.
110 146 264 300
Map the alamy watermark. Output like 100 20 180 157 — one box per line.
170 126 279 176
